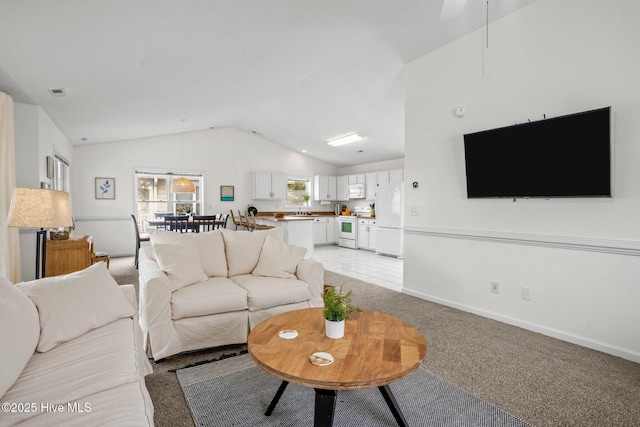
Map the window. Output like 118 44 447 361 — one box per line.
135 171 203 230
52 154 70 192
286 177 310 208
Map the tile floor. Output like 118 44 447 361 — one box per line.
311 244 404 292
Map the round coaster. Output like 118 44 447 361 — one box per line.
309 352 334 366
278 329 298 339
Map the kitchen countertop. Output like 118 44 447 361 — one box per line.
258 216 315 222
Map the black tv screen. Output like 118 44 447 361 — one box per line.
463 107 611 199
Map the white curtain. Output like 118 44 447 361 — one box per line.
0 92 20 283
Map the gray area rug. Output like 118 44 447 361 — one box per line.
177 354 529 427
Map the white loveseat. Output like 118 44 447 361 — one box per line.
0 263 154 426
138 227 324 361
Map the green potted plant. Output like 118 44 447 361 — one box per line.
322 286 358 339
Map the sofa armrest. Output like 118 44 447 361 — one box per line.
137 258 174 360
119 284 136 309
296 259 324 306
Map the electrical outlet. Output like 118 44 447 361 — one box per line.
490 281 499 294
410 206 419 216
522 287 531 301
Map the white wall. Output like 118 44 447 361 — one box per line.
13 103 74 281
403 0 640 362
72 127 338 256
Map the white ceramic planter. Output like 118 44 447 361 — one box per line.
325 319 345 339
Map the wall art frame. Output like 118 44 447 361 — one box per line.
95 177 115 199
220 185 234 201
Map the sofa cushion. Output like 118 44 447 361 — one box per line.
253 235 307 279
193 230 228 277
0 317 152 426
231 274 311 311
148 229 228 277
221 228 284 276
154 236 208 291
16 262 135 352
0 276 40 397
171 277 248 320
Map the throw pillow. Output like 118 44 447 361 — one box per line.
221 228 284 276
0 276 40 396
253 235 307 279
154 236 208 291
192 230 228 277
16 263 134 353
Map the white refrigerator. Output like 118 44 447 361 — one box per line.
375 183 404 257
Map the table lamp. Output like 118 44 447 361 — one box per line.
7 188 73 279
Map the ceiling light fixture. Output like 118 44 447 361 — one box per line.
170 119 195 194
326 133 364 147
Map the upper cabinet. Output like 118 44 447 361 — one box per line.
376 169 403 186
389 169 403 185
252 172 287 199
336 175 349 201
365 172 377 199
347 174 366 185
313 175 337 201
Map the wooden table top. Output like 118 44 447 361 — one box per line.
248 308 427 391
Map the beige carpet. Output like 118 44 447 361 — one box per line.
108 256 640 427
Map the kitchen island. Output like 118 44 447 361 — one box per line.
255 216 314 258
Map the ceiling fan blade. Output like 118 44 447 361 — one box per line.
439 0 467 21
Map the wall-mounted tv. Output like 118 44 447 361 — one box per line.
463 106 611 199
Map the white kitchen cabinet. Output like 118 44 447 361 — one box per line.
252 172 287 200
376 171 390 186
365 172 377 199
357 218 377 250
348 174 366 185
336 175 349 201
389 169 403 184
313 175 337 201
327 217 335 243
313 217 336 245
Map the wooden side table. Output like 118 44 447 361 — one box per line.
45 235 92 277
248 308 427 426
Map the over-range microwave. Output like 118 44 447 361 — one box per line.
348 184 365 199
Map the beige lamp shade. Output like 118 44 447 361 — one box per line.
170 177 195 193
7 188 73 228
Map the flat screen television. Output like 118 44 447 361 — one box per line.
463 106 611 199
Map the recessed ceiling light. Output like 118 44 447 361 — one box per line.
301 149 307 153
327 133 364 147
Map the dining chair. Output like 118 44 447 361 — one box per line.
229 210 243 230
164 215 190 233
246 211 273 231
89 239 110 269
238 210 252 230
192 215 217 232
131 214 150 268
215 213 229 229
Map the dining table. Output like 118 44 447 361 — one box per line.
144 216 224 231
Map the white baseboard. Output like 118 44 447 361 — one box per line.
402 287 640 364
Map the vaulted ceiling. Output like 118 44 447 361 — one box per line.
0 0 537 167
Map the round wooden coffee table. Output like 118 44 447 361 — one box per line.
248 307 427 426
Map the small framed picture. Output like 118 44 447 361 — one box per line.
220 185 234 201
95 177 115 199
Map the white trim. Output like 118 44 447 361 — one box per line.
402 287 640 364
74 216 131 222
404 226 640 256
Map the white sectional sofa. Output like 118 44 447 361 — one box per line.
138 227 324 361
0 263 153 426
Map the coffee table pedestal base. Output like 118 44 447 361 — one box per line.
265 380 408 427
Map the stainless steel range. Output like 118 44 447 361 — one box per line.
337 215 357 249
